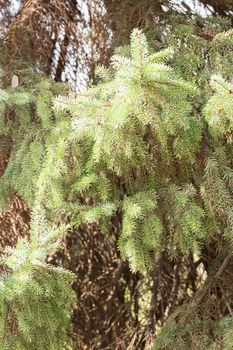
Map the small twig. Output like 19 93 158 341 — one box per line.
216 254 230 278
226 302 233 318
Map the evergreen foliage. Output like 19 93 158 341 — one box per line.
0 205 75 349
0 16 233 350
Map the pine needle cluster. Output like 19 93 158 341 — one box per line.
0 205 75 349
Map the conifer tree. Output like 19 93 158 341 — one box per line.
0 14 233 350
